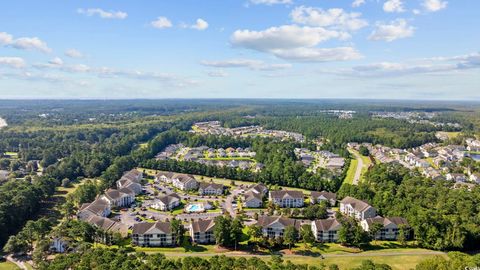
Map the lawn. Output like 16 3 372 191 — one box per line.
343 159 358 185
0 262 20 270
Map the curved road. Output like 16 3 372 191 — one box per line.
348 148 364 185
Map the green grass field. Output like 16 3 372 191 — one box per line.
343 159 358 185
0 262 20 270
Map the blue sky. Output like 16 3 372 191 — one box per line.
0 0 478 99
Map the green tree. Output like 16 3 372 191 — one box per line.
283 225 298 250
230 217 244 250
300 224 315 248
171 218 185 246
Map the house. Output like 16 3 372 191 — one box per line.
326 157 345 170
116 178 142 195
198 182 224 196
250 183 268 196
151 193 181 211
78 199 111 220
256 216 302 238
85 215 129 238
121 169 143 183
310 191 337 206
340 196 377 220
244 191 264 208
311 218 342 242
131 222 174 247
446 173 467 182
101 188 135 208
155 171 175 183
470 173 480 184
50 237 69 253
269 190 304 208
172 174 198 190
189 219 216 244
360 217 409 240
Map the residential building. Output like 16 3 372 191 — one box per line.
198 182 224 196
85 215 129 238
446 173 467 182
101 188 135 208
311 218 342 242
269 190 304 208
151 193 181 211
470 173 480 184
256 216 302 238
155 171 175 183
78 199 111 220
189 219 216 244
116 177 142 195
131 222 174 247
121 169 143 183
172 174 198 190
243 183 268 208
310 191 337 206
340 196 377 220
360 217 409 240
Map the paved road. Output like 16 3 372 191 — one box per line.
349 148 364 185
6 255 28 270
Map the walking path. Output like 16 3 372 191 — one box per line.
5 255 28 270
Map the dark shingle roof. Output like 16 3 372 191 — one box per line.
190 219 215 233
132 221 172 235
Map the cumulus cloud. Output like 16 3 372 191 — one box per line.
423 0 447 12
230 25 360 62
191 18 209 31
151 17 173 29
249 0 292 5
352 0 366 8
0 57 26 68
290 6 368 31
0 32 52 53
77 8 128 19
207 70 228 77
65 49 83 58
368 19 414 42
201 59 292 70
0 32 13 45
338 52 480 77
48 57 64 66
383 0 405 13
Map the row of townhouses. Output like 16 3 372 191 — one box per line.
155 171 226 195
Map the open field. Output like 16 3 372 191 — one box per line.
0 262 20 270
343 159 358 185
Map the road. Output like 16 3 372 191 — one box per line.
349 148 364 185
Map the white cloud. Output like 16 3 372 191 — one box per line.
0 32 52 53
191 18 209 31
422 0 447 12
201 59 292 71
231 25 359 62
77 8 128 19
270 47 362 62
65 49 83 58
232 25 348 51
207 70 228 77
352 0 366 8
290 6 368 31
12 37 52 53
0 32 13 45
0 57 26 68
383 0 405 13
151 17 173 29
412 9 421 15
368 19 414 42
48 57 64 66
339 52 480 77
249 0 292 5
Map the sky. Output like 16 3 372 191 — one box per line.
0 0 479 100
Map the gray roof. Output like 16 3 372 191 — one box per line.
340 196 374 212
313 218 341 232
257 216 301 229
121 169 142 182
190 219 215 233
156 171 174 179
364 217 409 227
79 199 109 216
250 184 268 195
310 191 336 201
199 182 224 190
132 221 172 235
158 193 181 205
269 190 304 200
244 190 263 202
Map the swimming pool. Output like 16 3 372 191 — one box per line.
185 203 205 213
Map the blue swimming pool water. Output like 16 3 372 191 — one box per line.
186 203 203 212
